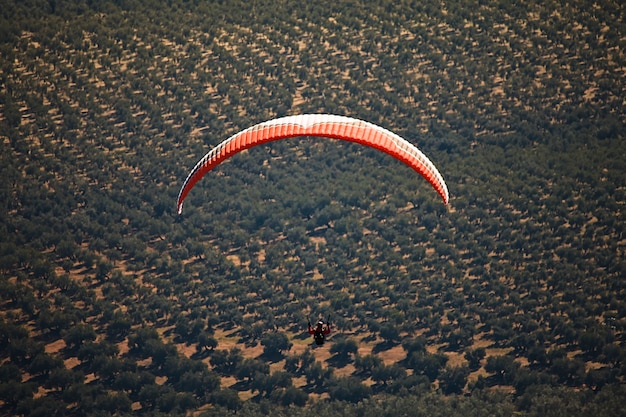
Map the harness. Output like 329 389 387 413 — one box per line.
313 329 326 345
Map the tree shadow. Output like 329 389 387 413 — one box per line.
361 334 377 343
230 379 252 391
294 331 311 341
36 330 65 345
190 348 212 360
326 354 352 368
258 351 285 364
288 323 310 335
372 340 398 354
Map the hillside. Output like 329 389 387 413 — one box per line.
1 0 625 416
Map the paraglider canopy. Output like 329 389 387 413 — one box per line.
177 114 449 214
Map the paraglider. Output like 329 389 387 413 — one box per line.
308 319 332 346
177 114 449 214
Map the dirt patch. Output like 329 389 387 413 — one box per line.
176 341 198 358
45 338 66 354
446 351 467 368
377 343 406 365
117 338 130 356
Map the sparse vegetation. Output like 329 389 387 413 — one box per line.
1 0 625 416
